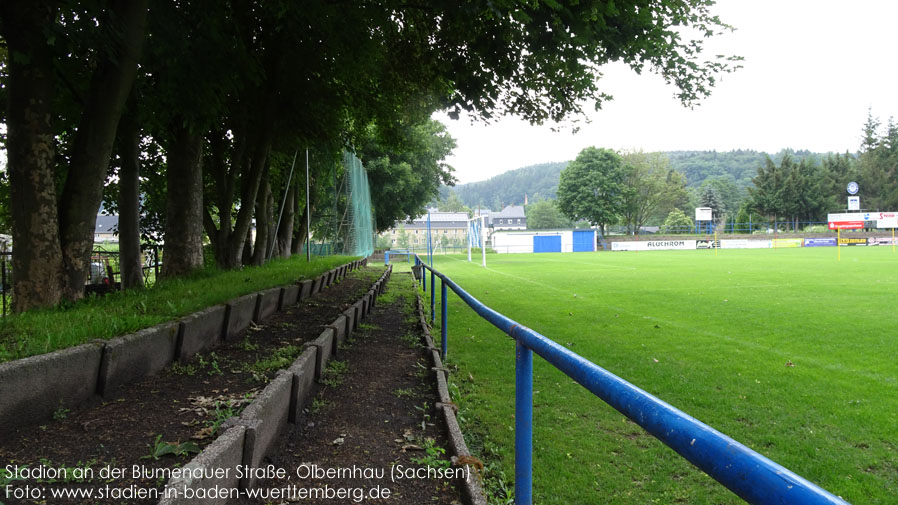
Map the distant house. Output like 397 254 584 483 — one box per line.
381 211 470 248
95 215 119 243
491 205 527 231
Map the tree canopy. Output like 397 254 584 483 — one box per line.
557 147 626 234
0 0 739 311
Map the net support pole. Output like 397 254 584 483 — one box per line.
305 149 311 263
268 150 298 262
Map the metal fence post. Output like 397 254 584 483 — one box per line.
430 270 436 322
441 278 448 359
154 245 160 282
516 341 533 505
2 258 7 317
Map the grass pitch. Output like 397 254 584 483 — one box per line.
423 247 897 504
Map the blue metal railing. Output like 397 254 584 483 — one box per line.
413 255 850 505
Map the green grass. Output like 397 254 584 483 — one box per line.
426 247 898 504
0 255 357 363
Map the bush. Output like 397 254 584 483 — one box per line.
660 208 694 234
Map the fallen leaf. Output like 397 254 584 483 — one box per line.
191 426 215 440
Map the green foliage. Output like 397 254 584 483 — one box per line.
557 147 626 234
748 155 827 226
142 435 200 460
619 151 688 233
359 120 457 232
439 191 470 214
411 438 450 469
660 208 694 234
525 199 574 229
321 360 348 388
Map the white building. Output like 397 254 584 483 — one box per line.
493 229 596 254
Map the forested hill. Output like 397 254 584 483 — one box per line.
448 149 828 208
448 161 568 210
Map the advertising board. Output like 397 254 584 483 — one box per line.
611 240 697 251
772 238 803 248
804 238 836 247
867 237 897 246
695 240 720 249
695 207 713 221
838 237 867 246
828 221 864 230
720 239 772 249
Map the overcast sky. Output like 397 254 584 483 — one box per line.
438 0 898 184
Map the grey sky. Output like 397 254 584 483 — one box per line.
438 0 898 184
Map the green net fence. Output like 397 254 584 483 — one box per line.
339 151 375 257
303 149 373 258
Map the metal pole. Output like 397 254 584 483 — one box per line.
481 216 487 267
306 149 311 262
515 341 533 505
441 278 448 359
268 150 298 262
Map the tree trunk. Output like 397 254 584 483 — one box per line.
161 126 205 278
1 1 64 312
252 174 271 266
277 183 295 258
118 95 143 289
58 0 148 301
226 122 273 268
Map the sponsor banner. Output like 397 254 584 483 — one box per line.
720 239 772 249
838 237 867 246
696 239 720 249
877 218 898 228
611 240 696 251
828 221 864 230
804 238 836 247
829 212 898 222
867 237 898 246
772 238 803 248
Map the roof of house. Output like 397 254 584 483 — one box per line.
492 205 526 219
95 214 119 234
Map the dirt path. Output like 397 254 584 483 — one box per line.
235 273 466 505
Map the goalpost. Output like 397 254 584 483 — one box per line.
467 215 487 267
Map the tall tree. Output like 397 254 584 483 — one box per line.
557 147 625 236
619 151 688 234
0 0 148 310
